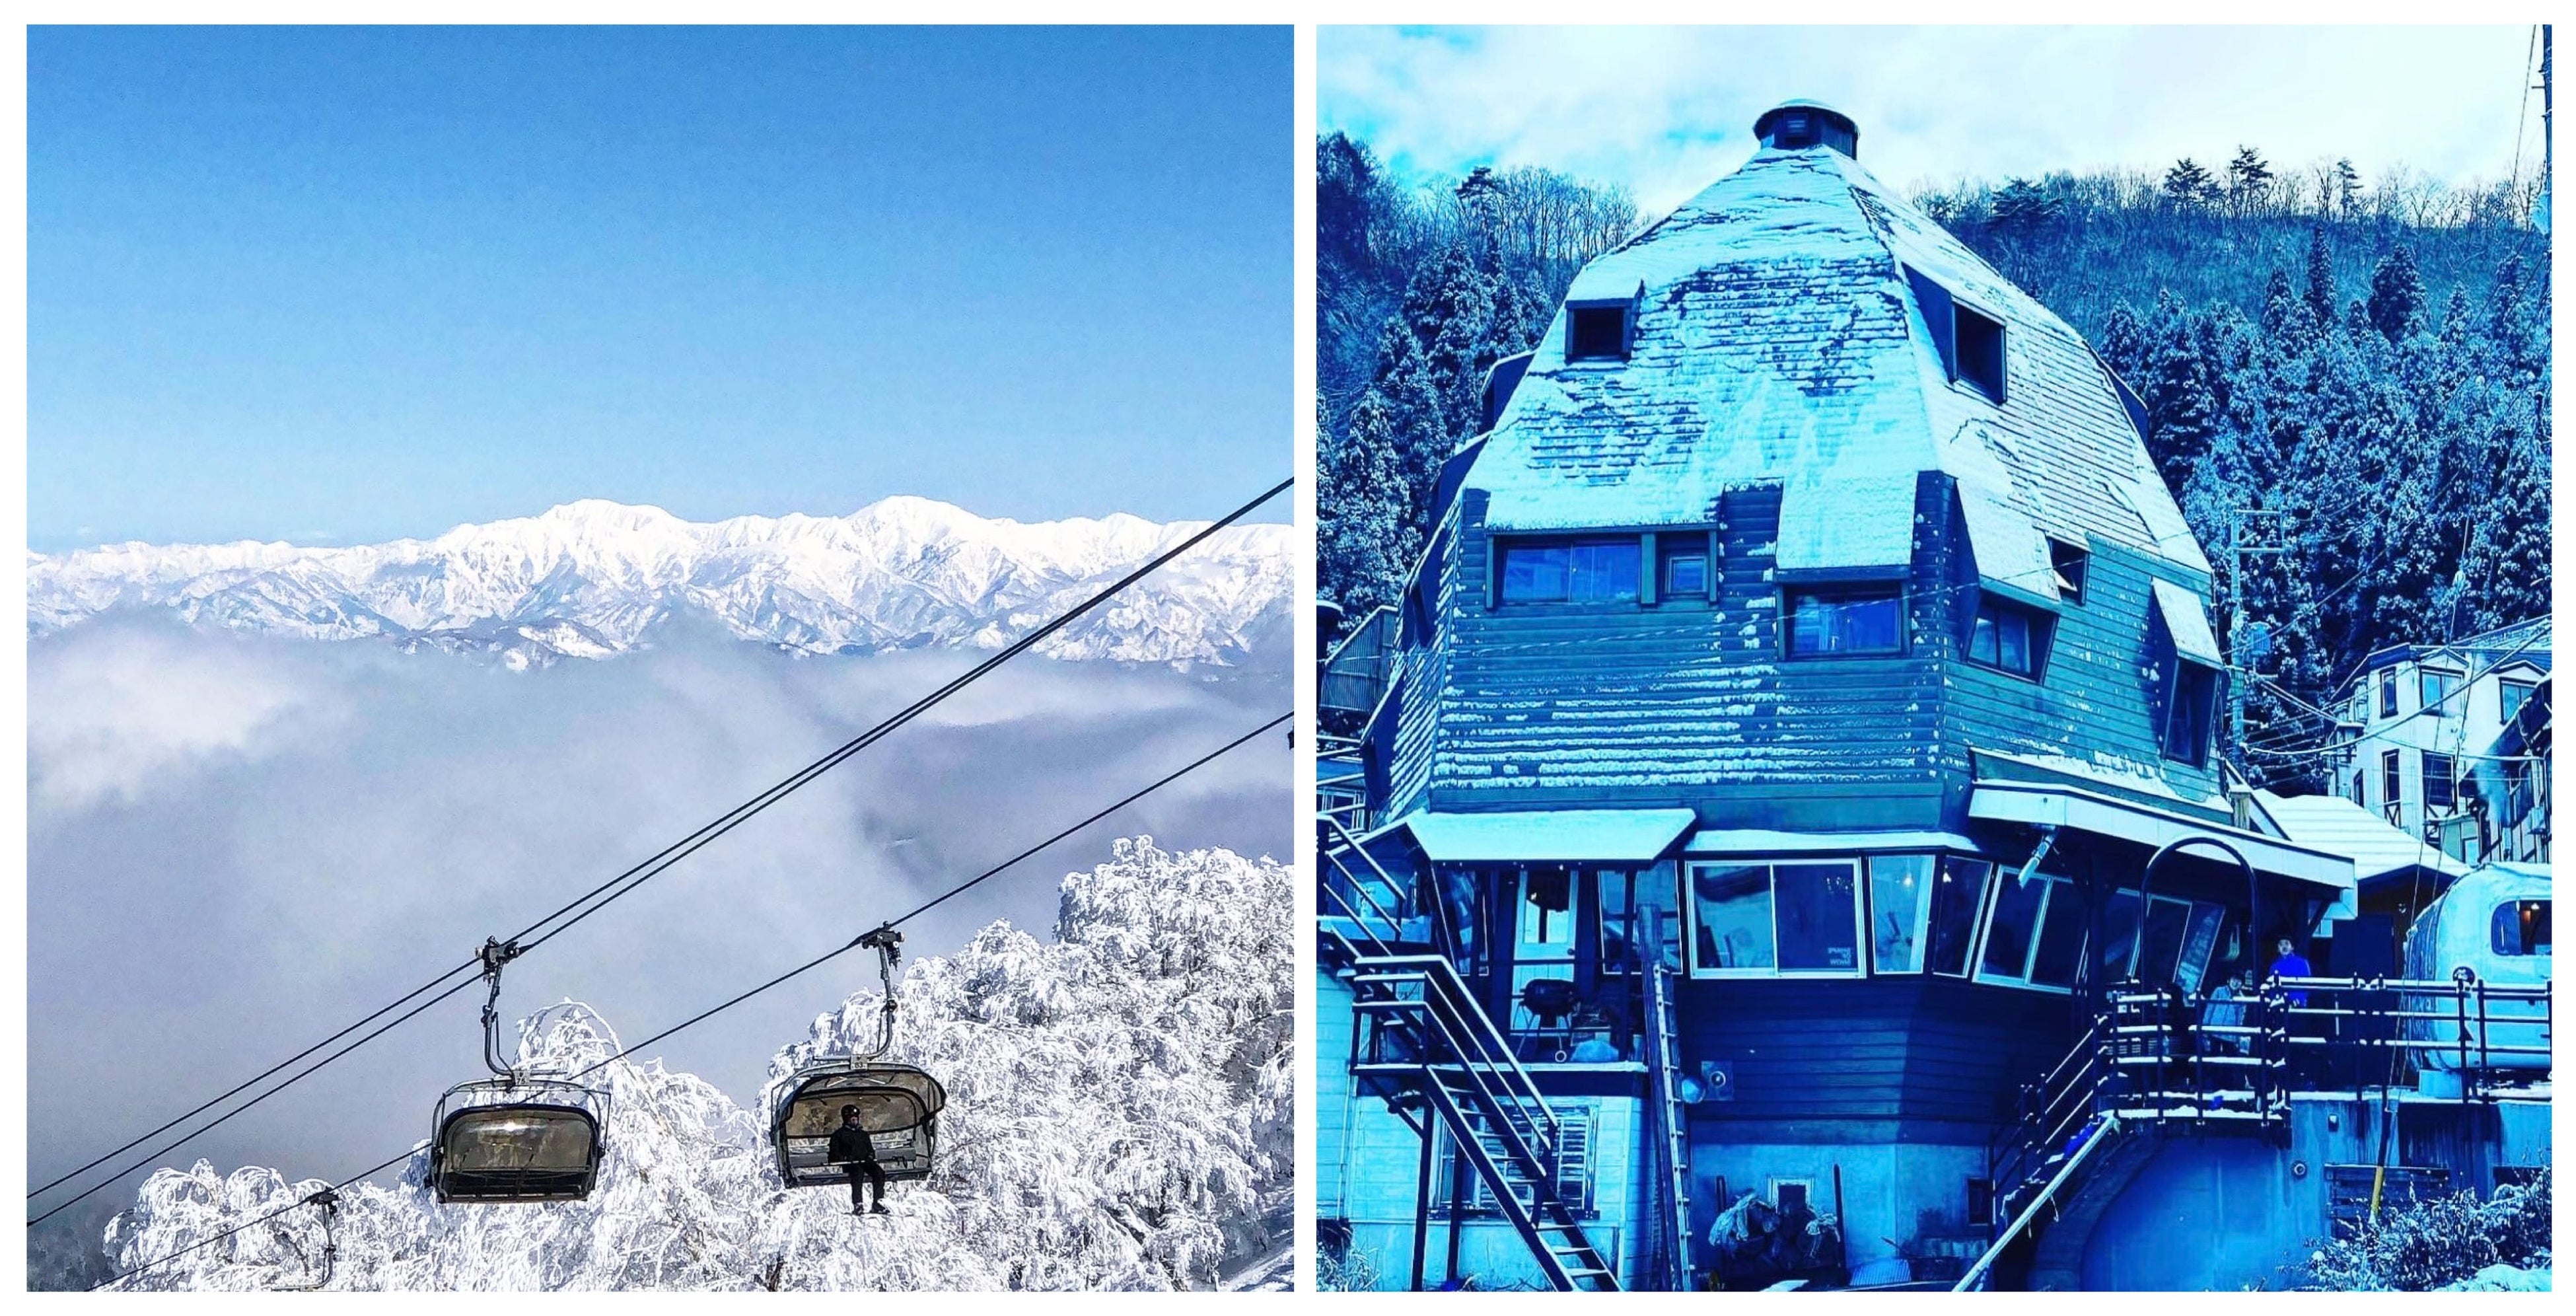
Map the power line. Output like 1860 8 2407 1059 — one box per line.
94 710 1285 1290
33 477 1289 1220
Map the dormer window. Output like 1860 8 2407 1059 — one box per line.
1903 266 2008 404
1953 304 2007 402
1567 306 1630 361
2163 661 2220 766
2048 538 2088 603
1660 538 1710 599
1967 593 2049 678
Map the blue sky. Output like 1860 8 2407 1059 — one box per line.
1322 26 2543 215
29 26 1290 550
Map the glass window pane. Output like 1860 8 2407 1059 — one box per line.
1569 540 1640 601
1522 868 1574 947
2176 902 2227 992
1692 865 1775 971
2029 883 2086 988
1664 551 1708 597
1599 870 1635 972
1980 872 2046 980
1776 863 1860 972
1929 858 1987 976
1998 610 2030 673
2095 891 2143 980
1969 611 1999 665
1868 855 1933 974
1502 545 1567 603
2137 898 2189 984
1844 594 1902 652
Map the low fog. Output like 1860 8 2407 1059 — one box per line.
26 617 1289 1280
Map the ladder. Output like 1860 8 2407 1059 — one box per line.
1643 905 1695 1292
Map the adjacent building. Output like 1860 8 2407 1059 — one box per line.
2328 618 2551 862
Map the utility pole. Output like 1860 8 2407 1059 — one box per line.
2223 507 2287 777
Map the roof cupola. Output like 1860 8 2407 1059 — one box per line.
1753 99 1858 158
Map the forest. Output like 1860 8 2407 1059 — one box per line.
1317 132 2552 788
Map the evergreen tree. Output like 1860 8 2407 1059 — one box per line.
1318 392 1423 616
2366 244 2427 343
2303 224 2338 329
2226 146 2275 215
2163 158 2221 207
2333 159 2362 219
2138 292 2220 492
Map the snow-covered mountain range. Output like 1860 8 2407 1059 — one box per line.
27 498 1291 670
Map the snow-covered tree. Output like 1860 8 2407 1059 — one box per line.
102 839 1291 1292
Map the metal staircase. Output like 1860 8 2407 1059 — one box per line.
1643 906 1696 1292
1320 828 1622 1291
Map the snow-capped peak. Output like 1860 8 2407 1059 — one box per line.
28 498 1291 670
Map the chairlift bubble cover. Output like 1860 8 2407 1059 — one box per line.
431 1080 608 1204
774 1064 947 1187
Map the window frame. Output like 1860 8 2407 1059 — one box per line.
1865 854 1939 974
1658 535 1713 602
2380 749 2404 811
1950 301 2009 404
1966 591 2050 680
2378 669 2398 719
1970 869 2084 994
2161 658 2221 767
1686 858 1867 980
2047 538 2089 604
2423 752 2458 811
1565 305 1632 364
1493 535 1643 607
2419 667 2462 719
2490 900 2552 957
1783 585 1908 659
2499 678 2537 725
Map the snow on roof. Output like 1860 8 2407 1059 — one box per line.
1775 473 1916 573
1377 807 1699 862
1472 143 2211 579
1957 479 2059 604
2152 578 2223 665
1684 827 1978 855
2256 791 2472 887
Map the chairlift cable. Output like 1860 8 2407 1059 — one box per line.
91 708 1284 1288
31 477 1288 1214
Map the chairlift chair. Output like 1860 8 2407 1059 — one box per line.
773 927 950 1188
428 938 611 1205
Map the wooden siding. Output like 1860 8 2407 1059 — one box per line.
1386 474 2229 832
1670 976 2076 1133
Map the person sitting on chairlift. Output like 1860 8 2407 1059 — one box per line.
830 1105 889 1216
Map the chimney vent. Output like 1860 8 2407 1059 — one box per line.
1754 99 1859 159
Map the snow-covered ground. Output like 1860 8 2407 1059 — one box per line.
101 840 1292 1292
28 497 1291 669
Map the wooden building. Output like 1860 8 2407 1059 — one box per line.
1318 100 2362 1291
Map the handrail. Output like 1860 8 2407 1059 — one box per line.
1359 955 1563 1154
1416 1076 1614 1290
1954 1116 2122 1292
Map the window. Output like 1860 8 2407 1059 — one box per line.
1966 1178 1996 1229
1770 1179 1814 1215
2048 538 2088 604
2095 891 2225 988
1975 869 2083 992
1498 538 1640 604
2491 900 2552 957
1451 1101 1596 1216
2500 678 2536 725
2420 669 2460 717
1867 854 1935 974
1787 588 1904 656
1521 867 1575 947
1967 594 2047 678
2379 669 2398 719
1952 303 2007 403
2424 752 2457 810
1597 868 1680 974
1689 860 1862 977
1568 307 1628 362
1659 538 1710 599
1927 857 1987 978
2162 661 2219 766
2380 750 2402 811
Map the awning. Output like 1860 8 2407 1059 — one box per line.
2255 792 2470 889
1775 474 1917 576
1968 780 2353 895
1686 828 1980 855
1956 480 2059 606
1373 808 1699 863
2151 578 2223 666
